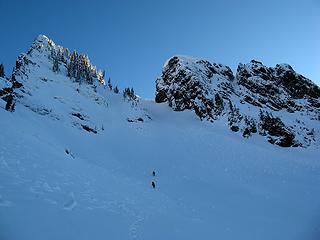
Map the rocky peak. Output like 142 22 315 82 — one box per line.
0 35 107 115
31 34 52 50
274 63 320 100
236 60 320 112
155 55 234 120
9 34 105 85
237 60 274 82
23 35 62 63
156 56 320 147
12 35 61 81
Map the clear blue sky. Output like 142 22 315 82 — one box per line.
0 0 319 98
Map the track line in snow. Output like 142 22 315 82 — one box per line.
63 192 77 210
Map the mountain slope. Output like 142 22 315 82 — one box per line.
0 36 319 240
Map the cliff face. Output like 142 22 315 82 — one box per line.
156 56 320 147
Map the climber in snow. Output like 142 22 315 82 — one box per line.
151 181 156 189
152 171 155 177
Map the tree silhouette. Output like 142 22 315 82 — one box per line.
0 64 5 77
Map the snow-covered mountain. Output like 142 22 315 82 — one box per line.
156 56 320 147
0 35 319 240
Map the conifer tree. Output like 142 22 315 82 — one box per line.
0 63 5 78
66 50 102 85
108 78 112 90
123 87 136 100
52 56 59 72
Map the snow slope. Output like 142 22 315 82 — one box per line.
0 35 320 240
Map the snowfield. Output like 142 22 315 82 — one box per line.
0 35 319 240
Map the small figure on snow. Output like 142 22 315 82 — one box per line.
151 181 156 189
152 171 155 177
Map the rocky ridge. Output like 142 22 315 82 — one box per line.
156 56 320 147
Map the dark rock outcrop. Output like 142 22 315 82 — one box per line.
259 110 297 147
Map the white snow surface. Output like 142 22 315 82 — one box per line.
0 36 320 240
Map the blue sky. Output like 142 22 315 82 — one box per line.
0 0 319 98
